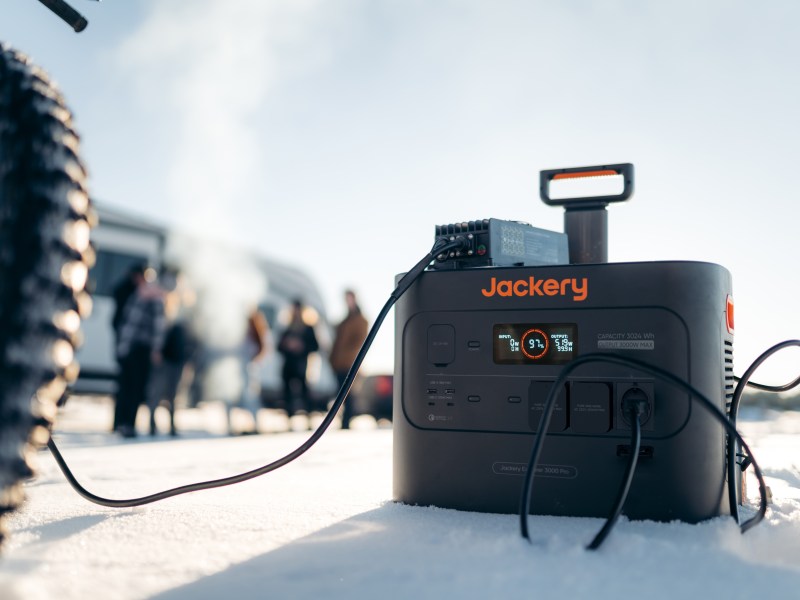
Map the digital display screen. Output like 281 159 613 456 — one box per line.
493 323 578 365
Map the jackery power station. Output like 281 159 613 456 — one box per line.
392 164 740 523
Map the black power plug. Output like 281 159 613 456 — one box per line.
620 386 652 427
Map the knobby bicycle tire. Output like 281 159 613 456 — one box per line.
0 44 93 547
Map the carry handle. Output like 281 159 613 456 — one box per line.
540 163 634 208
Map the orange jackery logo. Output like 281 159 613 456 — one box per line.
481 276 588 302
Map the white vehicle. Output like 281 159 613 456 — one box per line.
72 203 338 409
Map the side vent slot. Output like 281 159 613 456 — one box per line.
724 340 735 413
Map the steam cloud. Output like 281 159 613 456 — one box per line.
116 0 332 238
166 235 267 402
117 1 331 401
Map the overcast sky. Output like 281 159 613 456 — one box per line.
3 0 799 379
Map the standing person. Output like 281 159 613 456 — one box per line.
114 271 167 438
111 264 145 353
226 307 269 435
111 265 145 434
330 289 369 430
277 299 319 430
147 275 190 437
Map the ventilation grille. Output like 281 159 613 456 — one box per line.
724 340 735 413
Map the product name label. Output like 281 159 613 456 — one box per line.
491 462 578 479
481 276 588 302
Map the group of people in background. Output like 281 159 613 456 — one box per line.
110 264 369 438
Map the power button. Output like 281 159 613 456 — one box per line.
428 324 456 366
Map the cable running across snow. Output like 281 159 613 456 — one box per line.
47 237 468 508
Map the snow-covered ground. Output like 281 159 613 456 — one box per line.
1 397 799 599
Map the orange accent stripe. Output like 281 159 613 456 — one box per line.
726 296 735 334
552 169 618 180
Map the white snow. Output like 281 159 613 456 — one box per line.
1 398 799 599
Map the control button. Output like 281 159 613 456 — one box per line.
570 382 612 433
508 396 522 403
528 381 568 432
428 324 456 366
467 395 481 403
468 340 481 349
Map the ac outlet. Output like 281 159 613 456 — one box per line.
616 382 655 431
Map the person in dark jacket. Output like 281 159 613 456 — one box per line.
114 274 166 438
277 299 319 430
111 264 146 350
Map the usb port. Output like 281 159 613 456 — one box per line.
426 388 437 394
445 388 456 394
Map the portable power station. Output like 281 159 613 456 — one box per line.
393 164 739 523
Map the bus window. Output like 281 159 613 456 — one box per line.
89 249 149 297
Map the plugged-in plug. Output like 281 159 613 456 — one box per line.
620 386 652 427
435 234 474 261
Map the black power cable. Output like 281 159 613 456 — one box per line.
519 353 770 549
726 340 800 523
47 237 468 508
737 375 800 394
587 406 642 551
37 0 89 32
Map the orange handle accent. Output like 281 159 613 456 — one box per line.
552 169 619 180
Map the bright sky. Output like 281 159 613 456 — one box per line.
3 0 799 380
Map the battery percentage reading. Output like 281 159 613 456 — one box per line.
521 328 549 360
